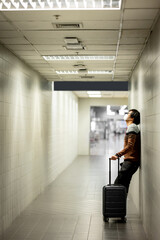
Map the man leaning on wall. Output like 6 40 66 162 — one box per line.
111 109 141 195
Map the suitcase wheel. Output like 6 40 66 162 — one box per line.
103 216 109 222
121 217 127 223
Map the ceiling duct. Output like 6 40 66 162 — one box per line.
53 23 83 29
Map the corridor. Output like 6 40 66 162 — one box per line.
2 154 146 240
0 1 160 240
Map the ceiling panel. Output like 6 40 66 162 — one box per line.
117 55 138 60
6 45 35 51
24 59 48 63
73 91 129 98
3 10 121 21
13 20 121 30
26 38 119 45
116 59 136 64
0 22 15 30
38 50 116 55
0 38 29 44
21 55 43 60
29 63 50 67
119 45 143 50
13 51 40 56
22 30 119 42
0 14 5 21
125 0 160 8
120 38 145 44
0 3 159 97
48 61 114 67
124 9 159 20
0 31 23 38
33 44 117 51
122 29 149 38
118 49 141 54
123 20 153 29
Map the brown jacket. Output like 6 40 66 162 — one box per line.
116 123 140 163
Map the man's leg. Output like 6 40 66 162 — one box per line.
114 161 139 193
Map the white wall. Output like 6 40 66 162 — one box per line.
78 98 128 155
129 16 160 240
0 44 78 235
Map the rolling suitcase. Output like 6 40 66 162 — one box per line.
103 158 127 222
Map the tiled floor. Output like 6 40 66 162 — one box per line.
1 136 147 240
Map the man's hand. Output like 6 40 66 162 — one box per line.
111 155 118 160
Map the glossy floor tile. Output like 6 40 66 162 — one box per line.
1 136 147 240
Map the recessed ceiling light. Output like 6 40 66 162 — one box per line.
56 71 78 74
43 56 115 61
0 0 122 11
56 71 113 74
88 71 113 74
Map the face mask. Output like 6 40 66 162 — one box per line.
123 114 128 121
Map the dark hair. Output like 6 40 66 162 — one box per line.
129 109 140 125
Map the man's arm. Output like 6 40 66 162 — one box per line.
115 133 136 158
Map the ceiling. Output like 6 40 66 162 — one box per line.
0 0 160 98
73 91 128 98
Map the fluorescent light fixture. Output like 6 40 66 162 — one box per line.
43 56 115 61
88 71 113 74
56 71 113 75
56 71 78 74
87 91 101 95
89 95 101 98
0 0 122 11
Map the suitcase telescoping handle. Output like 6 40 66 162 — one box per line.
109 157 120 185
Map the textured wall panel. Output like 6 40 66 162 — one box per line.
129 16 160 240
0 44 78 234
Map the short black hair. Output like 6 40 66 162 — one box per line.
129 109 140 125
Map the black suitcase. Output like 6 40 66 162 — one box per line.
103 158 127 222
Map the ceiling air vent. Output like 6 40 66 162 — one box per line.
78 69 88 74
64 44 85 50
53 23 83 29
73 64 86 68
80 76 95 79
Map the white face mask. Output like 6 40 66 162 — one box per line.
123 114 128 121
